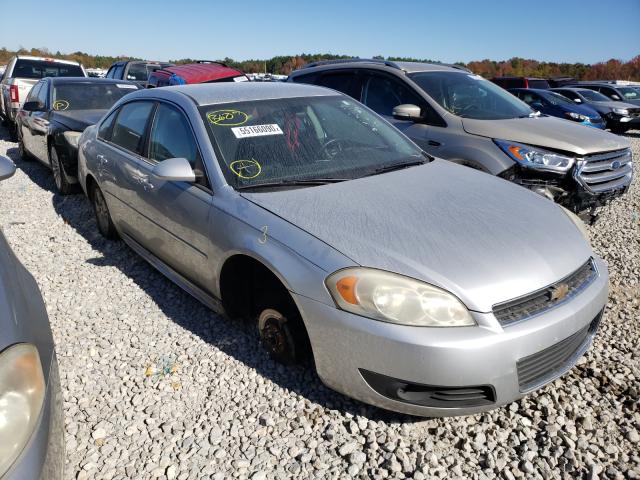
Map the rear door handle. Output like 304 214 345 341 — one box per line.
97 154 107 164
428 140 442 147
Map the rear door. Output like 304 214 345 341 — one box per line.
94 100 156 239
19 82 42 153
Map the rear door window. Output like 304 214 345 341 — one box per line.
112 65 125 80
110 101 155 154
25 82 42 103
98 110 118 140
316 72 363 100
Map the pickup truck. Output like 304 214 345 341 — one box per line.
0 56 86 139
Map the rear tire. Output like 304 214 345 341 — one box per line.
50 147 74 195
90 184 118 239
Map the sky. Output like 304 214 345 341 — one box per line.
2 0 639 64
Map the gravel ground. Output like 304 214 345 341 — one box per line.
0 125 638 480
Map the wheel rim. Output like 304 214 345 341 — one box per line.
259 310 294 359
50 149 62 190
93 188 109 231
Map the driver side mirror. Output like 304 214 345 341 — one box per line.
151 157 196 182
0 156 16 182
611 95 620 100
392 104 423 122
22 101 44 112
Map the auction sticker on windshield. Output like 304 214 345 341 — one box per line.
232 124 283 139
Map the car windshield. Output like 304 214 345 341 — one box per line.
409 71 533 119
617 87 639 100
52 83 138 111
13 59 84 79
126 63 172 81
579 90 609 102
540 91 575 106
201 96 425 189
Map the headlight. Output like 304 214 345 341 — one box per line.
62 131 81 148
613 108 629 116
494 139 575 173
560 206 590 242
0 344 45 476
566 112 588 121
326 268 475 327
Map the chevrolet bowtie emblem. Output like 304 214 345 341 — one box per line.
550 283 570 302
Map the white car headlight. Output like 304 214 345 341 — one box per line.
63 131 81 148
613 108 629 116
560 206 590 242
326 268 475 327
494 139 575 173
0 344 46 476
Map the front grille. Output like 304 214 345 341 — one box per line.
493 259 597 326
628 108 640 118
359 369 496 408
575 148 633 194
517 312 602 392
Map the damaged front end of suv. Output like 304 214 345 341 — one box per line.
495 140 633 221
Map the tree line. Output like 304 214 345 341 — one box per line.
1 47 638 80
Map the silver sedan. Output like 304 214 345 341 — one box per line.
77 83 608 416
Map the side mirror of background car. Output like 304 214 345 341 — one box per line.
392 104 423 122
573 98 582 103
22 101 44 112
611 95 620 100
151 157 196 182
0 156 16 182
531 102 544 110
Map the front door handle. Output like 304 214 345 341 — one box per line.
97 154 107 165
428 140 442 147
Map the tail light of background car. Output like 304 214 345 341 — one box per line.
9 85 19 103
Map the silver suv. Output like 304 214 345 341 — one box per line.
289 59 633 216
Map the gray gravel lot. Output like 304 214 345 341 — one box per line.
0 125 638 480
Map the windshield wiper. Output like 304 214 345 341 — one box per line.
236 178 348 191
362 158 428 178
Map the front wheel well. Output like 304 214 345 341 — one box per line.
219 254 312 362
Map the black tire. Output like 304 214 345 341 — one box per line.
90 184 118 239
610 125 628 134
18 135 31 161
8 123 18 141
258 306 310 365
49 147 74 195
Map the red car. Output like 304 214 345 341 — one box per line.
147 61 248 88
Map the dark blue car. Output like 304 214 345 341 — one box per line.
509 88 605 129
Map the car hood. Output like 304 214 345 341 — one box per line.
53 109 106 132
241 160 593 312
591 100 640 113
461 115 628 155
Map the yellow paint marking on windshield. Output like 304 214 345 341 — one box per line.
53 100 69 111
207 109 249 126
230 159 261 179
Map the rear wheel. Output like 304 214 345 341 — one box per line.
49 147 74 195
91 184 118 239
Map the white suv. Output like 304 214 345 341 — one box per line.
0 56 85 139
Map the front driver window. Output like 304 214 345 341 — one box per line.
148 103 208 187
363 75 424 116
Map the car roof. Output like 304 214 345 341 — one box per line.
44 77 138 86
551 87 591 93
133 81 338 106
160 63 243 84
290 58 469 76
15 55 81 66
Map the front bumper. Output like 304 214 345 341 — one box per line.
297 257 608 417
3 354 64 480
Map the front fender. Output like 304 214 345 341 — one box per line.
439 136 514 175
209 192 357 306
